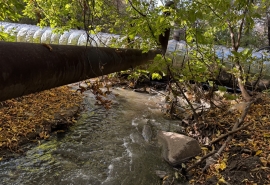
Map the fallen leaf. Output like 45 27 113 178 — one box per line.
163 175 169 180
260 157 268 167
218 176 227 184
219 162 227 170
255 150 263 156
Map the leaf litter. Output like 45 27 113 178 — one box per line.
185 93 270 185
0 85 83 159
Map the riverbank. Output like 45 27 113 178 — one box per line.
0 85 83 160
185 93 270 184
0 78 270 184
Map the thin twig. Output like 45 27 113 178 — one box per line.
210 121 253 145
169 177 175 185
186 150 217 172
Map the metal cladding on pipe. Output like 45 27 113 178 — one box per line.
0 21 124 47
0 42 160 101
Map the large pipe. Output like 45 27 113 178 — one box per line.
0 42 159 101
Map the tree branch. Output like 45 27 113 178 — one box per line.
210 121 253 145
186 149 217 172
227 22 237 51
236 6 249 49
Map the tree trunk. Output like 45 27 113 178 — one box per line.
234 64 252 101
267 16 270 46
0 42 159 102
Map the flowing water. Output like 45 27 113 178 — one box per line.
0 88 187 185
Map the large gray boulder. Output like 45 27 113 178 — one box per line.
157 131 201 166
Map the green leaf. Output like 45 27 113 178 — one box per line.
152 73 162 80
218 86 227 92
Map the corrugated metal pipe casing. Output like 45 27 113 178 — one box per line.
0 21 122 47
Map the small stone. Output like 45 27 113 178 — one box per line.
155 170 167 178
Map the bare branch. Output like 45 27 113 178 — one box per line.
186 149 217 172
227 21 237 51
236 5 249 49
210 121 253 145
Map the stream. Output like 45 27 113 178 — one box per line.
0 88 188 185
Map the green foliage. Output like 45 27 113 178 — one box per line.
23 0 86 31
21 0 176 52
1 0 270 89
1 0 269 48
152 72 162 80
218 86 227 92
0 0 24 41
127 69 149 82
0 0 24 21
223 93 238 100
262 88 270 94
228 47 265 82
0 28 16 41
0 24 16 42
